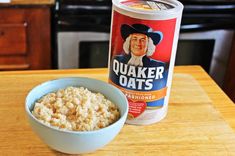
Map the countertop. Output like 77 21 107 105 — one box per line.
0 66 235 155
0 0 54 5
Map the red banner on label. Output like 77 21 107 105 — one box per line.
128 99 147 119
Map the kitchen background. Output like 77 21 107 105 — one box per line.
0 0 235 103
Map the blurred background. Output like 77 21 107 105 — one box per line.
0 0 235 102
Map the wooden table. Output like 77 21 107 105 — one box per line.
0 66 235 155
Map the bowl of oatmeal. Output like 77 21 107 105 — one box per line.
25 77 128 154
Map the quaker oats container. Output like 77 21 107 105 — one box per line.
108 0 183 125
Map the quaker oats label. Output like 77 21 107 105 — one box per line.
109 0 183 125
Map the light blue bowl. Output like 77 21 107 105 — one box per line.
25 77 128 154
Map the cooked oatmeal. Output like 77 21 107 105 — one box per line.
32 86 120 131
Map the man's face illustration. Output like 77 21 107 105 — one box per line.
130 33 148 56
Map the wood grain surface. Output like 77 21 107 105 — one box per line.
0 66 235 155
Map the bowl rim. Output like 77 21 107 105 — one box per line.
25 77 128 134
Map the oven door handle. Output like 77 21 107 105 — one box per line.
59 5 112 13
180 22 234 32
57 20 110 32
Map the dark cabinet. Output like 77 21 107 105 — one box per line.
0 7 51 70
224 36 235 103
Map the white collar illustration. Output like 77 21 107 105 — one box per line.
127 53 145 66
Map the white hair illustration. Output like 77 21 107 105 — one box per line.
123 35 156 56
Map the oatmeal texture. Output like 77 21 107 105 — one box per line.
32 86 120 131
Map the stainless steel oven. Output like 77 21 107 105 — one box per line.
175 1 235 86
58 32 110 68
55 0 111 68
54 0 235 87
177 30 234 87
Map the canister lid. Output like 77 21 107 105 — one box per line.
121 0 174 11
112 0 183 20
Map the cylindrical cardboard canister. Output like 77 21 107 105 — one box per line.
108 0 184 125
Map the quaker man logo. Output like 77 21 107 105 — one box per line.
121 23 163 66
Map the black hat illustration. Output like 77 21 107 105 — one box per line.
121 24 163 45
